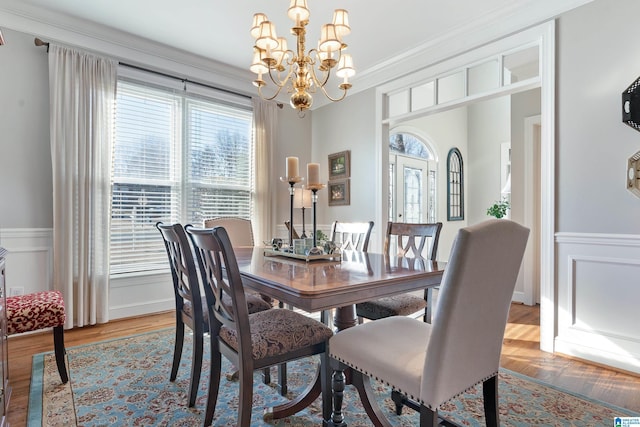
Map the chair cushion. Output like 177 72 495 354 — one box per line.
219 308 333 360
356 294 427 320
221 293 273 314
329 316 430 403
6 290 66 335
182 297 209 324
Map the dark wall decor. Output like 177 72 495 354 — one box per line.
623 76 640 132
328 150 350 180
328 150 351 206
328 178 350 206
447 147 464 221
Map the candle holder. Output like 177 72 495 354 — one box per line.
306 183 326 249
280 176 302 249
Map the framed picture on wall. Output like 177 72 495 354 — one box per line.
328 150 350 180
328 179 350 206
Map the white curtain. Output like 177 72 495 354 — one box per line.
49 45 117 328
252 98 278 244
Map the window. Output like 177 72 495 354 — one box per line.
447 148 464 221
110 79 253 275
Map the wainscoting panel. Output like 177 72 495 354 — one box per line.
555 232 640 374
109 271 175 319
0 228 53 294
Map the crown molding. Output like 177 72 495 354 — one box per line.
0 1 256 96
312 0 593 110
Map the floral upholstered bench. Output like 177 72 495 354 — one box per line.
6 290 68 383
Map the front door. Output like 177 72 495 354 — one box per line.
389 154 435 224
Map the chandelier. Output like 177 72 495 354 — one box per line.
250 0 355 112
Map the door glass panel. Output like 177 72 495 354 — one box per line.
437 71 465 104
389 163 395 221
468 60 499 96
404 166 423 223
411 81 435 111
388 90 410 117
503 46 539 85
428 169 437 223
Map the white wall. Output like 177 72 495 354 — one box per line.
557 0 640 234
0 28 51 230
552 0 640 373
467 96 511 225
311 89 379 248
511 88 542 227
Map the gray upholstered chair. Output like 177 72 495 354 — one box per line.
203 217 254 247
329 220 374 251
186 226 333 427
156 222 272 407
327 219 529 427
355 221 442 324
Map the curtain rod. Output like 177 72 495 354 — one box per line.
34 37 283 108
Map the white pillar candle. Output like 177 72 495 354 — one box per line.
307 162 320 185
286 156 299 180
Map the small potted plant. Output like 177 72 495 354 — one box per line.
486 198 510 219
313 229 328 244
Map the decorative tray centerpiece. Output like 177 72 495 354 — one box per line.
263 247 341 262
274 156 337 262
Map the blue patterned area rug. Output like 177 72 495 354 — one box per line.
29 328 637 426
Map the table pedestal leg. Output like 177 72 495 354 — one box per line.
333 305 357 331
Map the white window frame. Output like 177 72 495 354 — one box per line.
110 70 254 278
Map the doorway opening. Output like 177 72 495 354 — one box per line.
388 132 437 225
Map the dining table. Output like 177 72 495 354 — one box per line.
233 247 445 423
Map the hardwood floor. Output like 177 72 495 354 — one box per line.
7 303 640 426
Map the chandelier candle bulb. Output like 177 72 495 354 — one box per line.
307 163 320 185
286 157 299 180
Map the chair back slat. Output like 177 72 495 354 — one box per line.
330 221 374 251
384 222 443 260
187 226 250 335
421 219 529 407
156 222 202 315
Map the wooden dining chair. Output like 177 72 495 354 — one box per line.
186 225 333 427
355 221 443 324
155 222 272 407
329 220 374 251
327 219 529 427
322 220 374 325
203 217 286 390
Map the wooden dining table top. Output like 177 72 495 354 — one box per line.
234 247 445 313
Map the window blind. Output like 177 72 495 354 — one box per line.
110 80 253 275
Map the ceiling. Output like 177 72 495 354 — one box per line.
2 0 591 81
